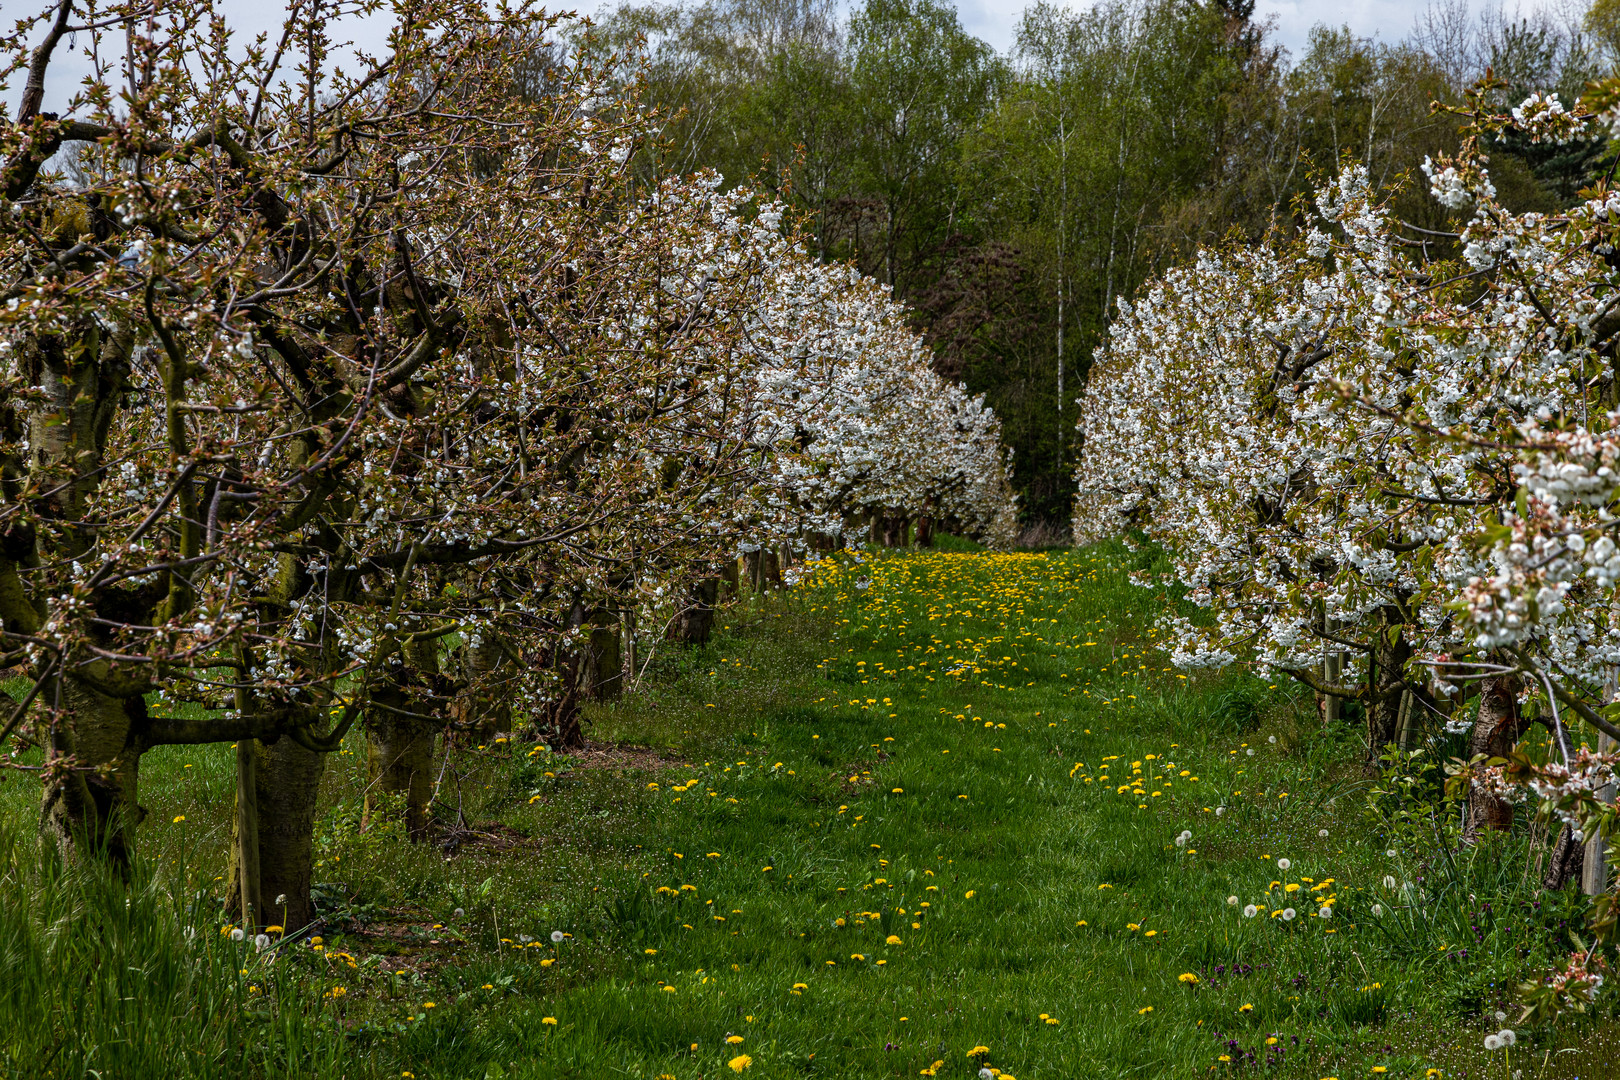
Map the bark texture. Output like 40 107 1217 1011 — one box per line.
1545 824 1586 890
1463 674 1530 842
39 675 146 869
583 610 622 702
1363 613 1412 773
226 735 326 931
670 578 719 645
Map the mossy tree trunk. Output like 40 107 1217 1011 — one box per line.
39 674 148 870
583 609 623 702
671 578 719 645
227 733 327 931
364 638 442 841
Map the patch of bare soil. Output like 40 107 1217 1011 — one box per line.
566 739 685 772
437 820 536 857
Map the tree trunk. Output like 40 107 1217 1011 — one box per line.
227 734 326 932
39 674 145 869
452 637 511 744
583 609 622 702
760 547 781 590
1546 824 1586 890
364 709 438 840
744 550 762 592
537 668 585 752
1463 674 1529 842
670 578 719 645
881 513 907 548
1363 612 1411 772
1543 714 1584 889
365 638 441 840
915 516 935 548
719 557 740 599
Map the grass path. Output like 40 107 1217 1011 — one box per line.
4 543 1617 1079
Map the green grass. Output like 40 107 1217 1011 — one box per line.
2 542 1619 1079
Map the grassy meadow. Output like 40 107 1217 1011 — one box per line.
2 540 1617 1079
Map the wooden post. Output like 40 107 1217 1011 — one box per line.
1583 670 1618 895
1396 690 1415 750
233 737 261 930
1322 650 1341 726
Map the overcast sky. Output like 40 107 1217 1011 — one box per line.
4 0 1588 117
952 0 1581 58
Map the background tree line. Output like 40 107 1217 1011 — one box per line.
580 0 1620 527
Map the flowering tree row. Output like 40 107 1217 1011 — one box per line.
1074 79 1620 1016
0 0 1015 929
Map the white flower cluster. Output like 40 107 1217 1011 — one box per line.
1074 120 1620 745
